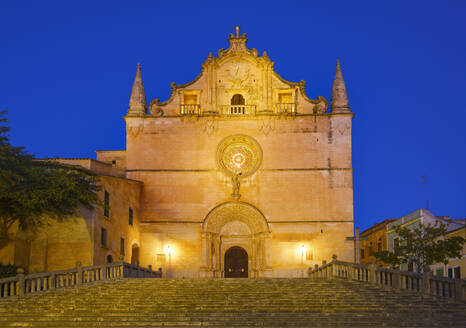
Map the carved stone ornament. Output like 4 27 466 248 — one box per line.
127 125 143 137
149 104 164 116
202 117 218 136
257 117 276 136
216 134 262 178
203 201 269 234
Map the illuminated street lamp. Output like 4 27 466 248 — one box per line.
165 245 172 277
299 245 306 278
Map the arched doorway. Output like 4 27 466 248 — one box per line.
106 255 113 263
131 244 140 265
201 201 270 278
224 246 248 278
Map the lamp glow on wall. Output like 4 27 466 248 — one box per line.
298 245 306 257
164 245 173 258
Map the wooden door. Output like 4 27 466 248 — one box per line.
224 246 248 278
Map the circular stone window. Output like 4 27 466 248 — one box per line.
216 135 262 177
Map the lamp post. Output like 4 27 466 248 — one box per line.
299 245 306 278
165 245 172 278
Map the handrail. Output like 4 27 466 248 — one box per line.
0 261 161 299
308 258 465 302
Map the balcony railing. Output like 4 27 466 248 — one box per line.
275 103 296 114
180 104 200 115
220 105 256 116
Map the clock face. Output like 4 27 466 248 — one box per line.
226 62 250 84
216 134 262 177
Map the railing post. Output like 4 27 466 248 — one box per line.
422 269 431 296
49 272 56 290
16 268 25 297
454 279 463 302
369 259 377 285
392 270 400 290
347 265 354 280
76 262 82 286
101 263 107 281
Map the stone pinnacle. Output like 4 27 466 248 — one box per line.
128 63 147 114
330 59 351 113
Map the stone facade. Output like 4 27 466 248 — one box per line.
2 28 355 277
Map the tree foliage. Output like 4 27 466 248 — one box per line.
374 221 465 273
0 110 100 250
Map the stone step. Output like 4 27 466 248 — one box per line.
1 278 465 327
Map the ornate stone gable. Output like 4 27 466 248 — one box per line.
145 27 329 117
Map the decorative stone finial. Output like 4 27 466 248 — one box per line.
128 63 147 115
235 25 240 37
330 59 351 113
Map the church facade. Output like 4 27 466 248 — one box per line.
2 28 355 278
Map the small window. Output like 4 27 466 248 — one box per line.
101 228 107 248
129 207 134 226
104 190 110 218
448 268 453 278
377 238 382 252
360 249 365 259
112 160 116 165
120 237 125 256
278 92 293 103
394 238 400 256
369 242 373 256
183 94 198 105
454 266 461 279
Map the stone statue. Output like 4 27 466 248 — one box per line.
231 173 242 198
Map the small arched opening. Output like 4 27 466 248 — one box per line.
230 94 246 114
106 254 113 263
231 94 245 105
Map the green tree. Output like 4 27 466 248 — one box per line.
0 110 100 251
374 222 465 273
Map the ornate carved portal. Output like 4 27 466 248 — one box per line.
200 202 272 278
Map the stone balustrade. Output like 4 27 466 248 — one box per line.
275 103 296 114
220 105 256 116
180 104 200 115
0 261 161 299
309 259 466 302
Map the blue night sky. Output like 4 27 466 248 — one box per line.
1 1 465 230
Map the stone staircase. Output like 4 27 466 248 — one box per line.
0 278 465 327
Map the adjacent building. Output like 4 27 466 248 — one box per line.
386 209 465 277
359 219 396 266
